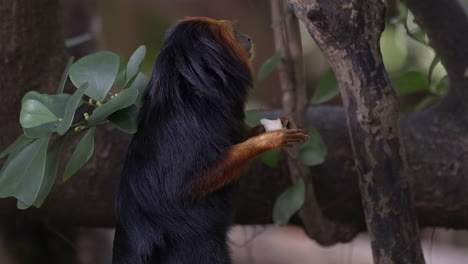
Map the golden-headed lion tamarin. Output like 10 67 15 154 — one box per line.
112 17 308 264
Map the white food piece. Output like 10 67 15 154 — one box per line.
260 118 283 132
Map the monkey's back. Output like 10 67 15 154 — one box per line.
113 104 245 263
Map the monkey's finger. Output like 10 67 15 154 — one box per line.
282 129 306 134
283 133 308 142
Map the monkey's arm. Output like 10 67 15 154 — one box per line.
190 129 307 196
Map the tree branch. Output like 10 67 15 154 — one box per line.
3 106 468 232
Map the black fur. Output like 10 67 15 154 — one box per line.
113 19 253 264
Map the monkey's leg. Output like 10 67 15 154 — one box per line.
190 129 307 196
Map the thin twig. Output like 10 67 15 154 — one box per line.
403 21 428 46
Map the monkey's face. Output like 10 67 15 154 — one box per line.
234 30 253 60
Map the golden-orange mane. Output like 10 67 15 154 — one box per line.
179 17 253 74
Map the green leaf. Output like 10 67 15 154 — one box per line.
57 83 88 135
21 92 71 138
17 201 29 210
114 70 126 87
87 88 139 126
22 92 71 116
123 72 139 89
128 72 149 106
393 71 429 96
311 69 340 104
20 100 59 128
428 55 440 88
32 139 64 207
257 51 282 81
273 179 305 226
244 110 262 127
16 138 64 209
0 137 50 206
57 56 74 94
299 126 327 166
63 127 96 181
0 134 34 159
381 26 408 72
126 45 147 81
434 75 449 94
108 106 139 133
23 124 55 139
69 51 120 102
260 149 281 168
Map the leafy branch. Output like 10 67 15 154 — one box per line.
0 45 149 209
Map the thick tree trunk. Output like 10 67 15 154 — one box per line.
287 1 425 263
0 0 67 137
0 2 76 263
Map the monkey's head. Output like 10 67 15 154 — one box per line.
181 17 253 59
144 17 254 111
164 17 254 74
232 26 254 60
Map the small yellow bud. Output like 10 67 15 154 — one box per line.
84 112 89 120
74 126 81 132
115 93 119 97
96 101 102 106
58 118 63 122
88 98 94 105
111 95 115 99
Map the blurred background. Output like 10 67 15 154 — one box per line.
1 0 468 263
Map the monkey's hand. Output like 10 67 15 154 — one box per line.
249 128 308 151
250 116 298 137
279 116 297 129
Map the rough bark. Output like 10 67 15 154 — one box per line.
1 0 468 252
0 0 67 138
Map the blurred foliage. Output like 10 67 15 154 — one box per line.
258 51 282 81
384 3 448 111
273 178 305 226
298 126 327 167
310 69 339 105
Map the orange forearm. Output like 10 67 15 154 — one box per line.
188 129 307 197
189 139 265 197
